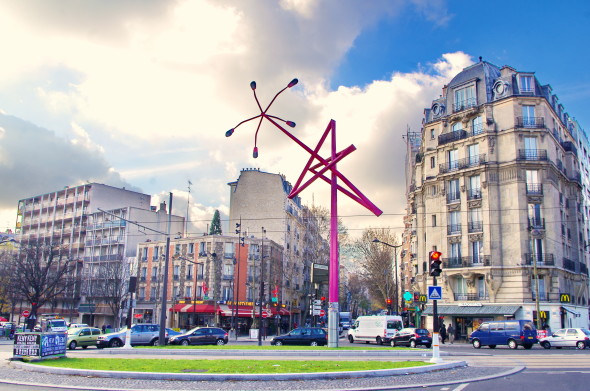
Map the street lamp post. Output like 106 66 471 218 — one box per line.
258 227 266 346
372 238 401 314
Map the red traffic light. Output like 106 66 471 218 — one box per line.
386 298 392 304
430 251 442 260
320 296 326 301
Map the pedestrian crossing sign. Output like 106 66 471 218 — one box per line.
428 286 442 300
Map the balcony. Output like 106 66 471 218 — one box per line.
151 276 158 282
468 221 483 233
446 191 461 204
223 253 235 259
438 130 467 146
173 275 180 281
222 274 233 280
467 188 481 200
197 274 205 280
516 116 545 128
447 224 462 235
186 275 193 281
528 217 545 229
454 293 489 301
439 154 487 174
517 149 548 161
524 253 554 266
563 258 576 272
562 141 578 155
444 256 491 268
526 183 543 195
453 98 477 113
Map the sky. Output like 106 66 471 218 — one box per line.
0 0 589 239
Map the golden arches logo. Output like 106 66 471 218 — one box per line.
560 293 571 303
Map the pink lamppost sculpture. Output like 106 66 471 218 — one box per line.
226 79 382 347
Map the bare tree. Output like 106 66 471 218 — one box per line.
352 228 399 309
94 260 130 328
4 241 78 328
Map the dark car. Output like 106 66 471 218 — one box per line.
169 327 228 346
271 327 327 346
391 328 432 348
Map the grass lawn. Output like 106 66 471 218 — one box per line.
137 345 413 350
32 358 431 374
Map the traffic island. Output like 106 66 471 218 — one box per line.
11 359 467 381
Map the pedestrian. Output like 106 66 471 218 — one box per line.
101 324 106 333
439 321 447 344
447 323 455 344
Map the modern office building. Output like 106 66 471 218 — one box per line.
406 60 589 338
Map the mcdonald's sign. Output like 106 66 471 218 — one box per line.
559 293 571 303
417 294 428 303
539 310 548 320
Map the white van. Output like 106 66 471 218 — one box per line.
347 315 404 345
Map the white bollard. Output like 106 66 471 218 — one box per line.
122 328 133 349
430 332 443 363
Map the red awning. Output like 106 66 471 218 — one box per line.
218 305 272 318
169 304 216 313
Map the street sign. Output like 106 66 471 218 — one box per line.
319 309 326 317
133 313 143 319
21 310 30 318
313 300 322 306
312 310 322 316
262 312 269 318
427 286 442 300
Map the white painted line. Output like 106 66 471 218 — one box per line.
452 384 470 391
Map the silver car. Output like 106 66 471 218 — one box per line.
539 328 590 350
96 324 167 348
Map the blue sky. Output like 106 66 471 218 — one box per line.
0 0 588 237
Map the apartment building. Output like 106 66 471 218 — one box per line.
134 234 283 332
228 168 328 326
406 60 589 338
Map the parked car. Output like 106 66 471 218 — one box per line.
391 328 432 348
470 320 537 349
96 324 168 348
539 328 590 350
169 327 228 346
67 327 102 350
166 328 183 337
271 327 327 346
347 315 404 345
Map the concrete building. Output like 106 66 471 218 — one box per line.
13 183 183 325
406 60 589 339
134 234 284 334
82 203 184 327
228 168 328 326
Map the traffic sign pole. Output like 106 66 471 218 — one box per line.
430 275 443 364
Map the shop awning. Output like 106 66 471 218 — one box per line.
561 305 581 316
218 304 273 318
423 305 521 316
169 304 217 313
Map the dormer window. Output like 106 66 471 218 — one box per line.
453 84 476 112
519 74 534 94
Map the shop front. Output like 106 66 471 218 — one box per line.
423 304 521 341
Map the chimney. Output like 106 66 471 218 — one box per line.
159 202 167 213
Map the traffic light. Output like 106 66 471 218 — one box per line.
386 298 392 311
429 251 443 276
320 296 326 306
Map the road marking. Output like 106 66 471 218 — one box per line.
452 384 470 391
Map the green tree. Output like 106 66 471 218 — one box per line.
209 210 222 235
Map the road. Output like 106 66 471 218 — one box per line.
1 340 589 390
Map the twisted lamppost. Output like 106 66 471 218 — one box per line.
226 79 382 347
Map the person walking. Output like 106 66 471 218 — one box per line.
447 323 455 344
439 321 447 344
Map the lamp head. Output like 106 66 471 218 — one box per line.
225 128 235 137
250 81 257 90
253 146 259 158
288 78 298 88
286 121 296 128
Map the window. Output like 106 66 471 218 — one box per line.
477 276 486 298
187 265 193 279
468 144 479 166
454 85 476 111
223 264 233 278
152 266 158 278
432 215 437 227
174 244 180 255
173 265 180 279
455 275 467 294
430 156 435 168
150 287 157 300
522 105 536 127
185 286 192 297
471 240 483 263
173 286 179 298
524 137 538 160
528 203 543 228
468 175 481 199
430 129 435 139
224 242 234 258
153 247 159 259
452 122 463 133
519 75 534 93
449 211 460 234
468 207 482 232
531 275 546 300
448 149 458 170
222 286 232 300
450 242 461 263
529 237 544 262
447 179 460 202
141 267 147 278
199 242 206 254
472 116 483 135
188 243 194 254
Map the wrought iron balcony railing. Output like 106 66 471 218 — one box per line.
524 253 554 266
516 116 544 128
439 154 487 174
517 149 548 161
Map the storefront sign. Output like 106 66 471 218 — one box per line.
457 302 483 307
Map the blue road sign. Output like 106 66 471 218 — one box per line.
428 286 442 300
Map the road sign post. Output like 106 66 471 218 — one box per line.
21 310 30 318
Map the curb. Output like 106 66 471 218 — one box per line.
11 360 467 381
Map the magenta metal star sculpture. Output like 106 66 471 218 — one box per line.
226 79 382 347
